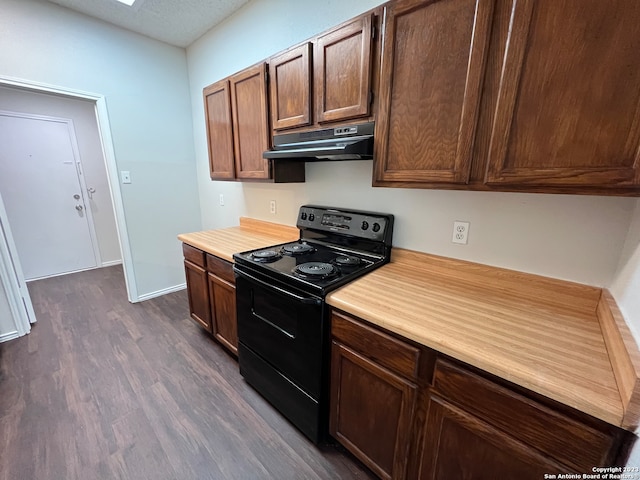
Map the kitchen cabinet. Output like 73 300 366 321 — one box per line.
374 0 494 185
329 309 630 480
182 244 211 331
373 0 640 195
484 0 640 189
329 311 432 480
415 360 625 478
269 12 376 132
203 63 305 183
181 243 238 356
206 254 238 356
269 43 312 130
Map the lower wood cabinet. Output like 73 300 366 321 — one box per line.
330 311 432 480
182 243 238 356
329 309 632 480
206 253 238 356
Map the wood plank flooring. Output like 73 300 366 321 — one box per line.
0 266 375 480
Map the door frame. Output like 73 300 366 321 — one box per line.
0 110 103 279
0 192 35 340
0 75 138 311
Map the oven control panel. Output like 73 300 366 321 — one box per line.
297 205 392 242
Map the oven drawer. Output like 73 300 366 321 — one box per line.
235 268 326 399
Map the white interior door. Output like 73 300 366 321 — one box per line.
0 112 100 280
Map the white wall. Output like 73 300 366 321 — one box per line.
611 199 640 339
0 0 201 297
0 86 121 265
187 0 636 287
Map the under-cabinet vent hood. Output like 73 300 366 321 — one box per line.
263 122 374 161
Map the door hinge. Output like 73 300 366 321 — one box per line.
76 162 82 176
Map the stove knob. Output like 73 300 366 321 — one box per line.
372 222 381 233
301 212 307 220
361 221 369 230
309 213 315 221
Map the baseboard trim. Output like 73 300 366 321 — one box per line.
136 283 186 302
0 330 21 343
101 260 123 268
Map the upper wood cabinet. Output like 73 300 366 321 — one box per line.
315 14 373 124
269 12 376 132
373 0 640 195
485 0 640 188
269 43 312 130
203 63 305 183
203 80 235 180
374 0 495 185
229 63 271 180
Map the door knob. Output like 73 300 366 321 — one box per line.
75 205 83 211
73 194 80 200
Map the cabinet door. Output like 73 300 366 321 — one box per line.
374 0 494 185
485 0 640 188
330 341 417 480
230 63 271 179
203 80 235 180
184 260 211 331
269 43 312 131
208 273 238 356
315 15 373 124
417 395 568 480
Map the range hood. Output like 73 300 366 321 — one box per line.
263 122 374 161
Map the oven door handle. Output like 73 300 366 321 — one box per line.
235 269 322 306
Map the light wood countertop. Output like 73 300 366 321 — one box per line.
327 249 639 429
178 221 640 430
177 217 299 263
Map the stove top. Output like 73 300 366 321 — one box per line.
233 205 394 296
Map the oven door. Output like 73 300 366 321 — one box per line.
234 266 328 442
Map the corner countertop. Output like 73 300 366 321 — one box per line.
326 248 638 428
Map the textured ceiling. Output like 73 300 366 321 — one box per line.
45 0 250 47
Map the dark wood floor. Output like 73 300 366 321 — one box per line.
0 265 375 480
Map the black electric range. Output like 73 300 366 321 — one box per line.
233 205 394 444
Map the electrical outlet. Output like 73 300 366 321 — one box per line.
219 194 224 206
269 200 277 215
452 221 470 245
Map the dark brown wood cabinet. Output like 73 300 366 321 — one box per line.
414 359 626 478
485 0 640 189
417 395 562 480
330 311 430 480
182 244 238 356
374 0 494 185
269 43 312 130
315 14 374 124
206 254 238 356
373 0 640 195
203 80 235 180
269 12 376 133
203 63 305 183
329 309 632 480
183 244 211 331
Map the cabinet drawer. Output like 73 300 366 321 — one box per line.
182 243 205 268
331 311 424 382
206 254 234 284
432 359 619 471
